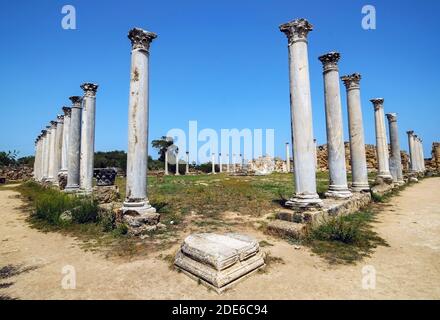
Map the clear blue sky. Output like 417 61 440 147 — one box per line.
1 0 439 160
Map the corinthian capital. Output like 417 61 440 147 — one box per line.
62 106 72 116
406 130 414 136
128 27 157 52
386 113 397 123
318 52 340 72
69 96 83 107
341 73 361 90
57 114 64 123
50 120 58 128
80 83 99 97
279 18 313 44
370 98 384 110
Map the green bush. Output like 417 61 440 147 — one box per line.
309 216 361 244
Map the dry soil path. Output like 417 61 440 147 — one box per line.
1 178 440 299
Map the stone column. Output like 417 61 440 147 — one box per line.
211 153 216 174
313 139 317 170
415 136 423 172
386 113 404 185
164 148 169 175
285 142 291 173
233 154 236 172
40 130 48 181
186 151 189 174
122 28 158 220
47 121 58 183
226 154 230 173
65 96 83 192
53 115 64 185
319 52 351 199
371 98 393 182
33 138 39 180
60 107 71 174
413 135 420 172
280 18 321 208
219 153 223 173
175 148 180 175
79 83 98 192
407 131 417 173
419 138 426 171
341 73 369 192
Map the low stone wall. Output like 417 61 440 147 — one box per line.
0 166 33 181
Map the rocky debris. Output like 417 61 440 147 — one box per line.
0 166 33 181
92 185 120 204
174 233 265 293
247 156 287 175
57 173 67 190
428 142 440 172
59 210 73 223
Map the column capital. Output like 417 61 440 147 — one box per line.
318 52 340 72
406 130 414 136
80 83 99 97
57 114 64 123
370 98 384 110
50 120 58 128
69 96 83 107
341 73 361 90
128 27 157 52
279 18 313 44
386 113 397 122
41 129 47 136
62 106 72 116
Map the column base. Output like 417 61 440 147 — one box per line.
376 174 394 185
285 194 322 210
122 199 159 230
325 187 352 199
351 182 370 193
64 184 80 193
396 180 405 186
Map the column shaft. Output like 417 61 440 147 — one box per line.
280 18 321 208
319 52 351 199
386 113 404 184
65 97 83 192
371 99 392 181
54 116 64 185
47 122 57 182
60 107 71 173
285 143 291 173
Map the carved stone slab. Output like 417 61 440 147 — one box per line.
175 233 265 293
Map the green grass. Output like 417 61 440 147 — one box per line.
303 210 388 264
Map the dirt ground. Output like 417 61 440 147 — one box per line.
1 178 440 300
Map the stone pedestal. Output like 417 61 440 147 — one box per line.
80 83 99 193
319 52 351 199
65 96 83 193
122 28 158 221
175 233 265 293
371 98 393 182
386 113 404 185
280 18 321 209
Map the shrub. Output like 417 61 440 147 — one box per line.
309 216 361 244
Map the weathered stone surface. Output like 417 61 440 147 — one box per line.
92 185 120 203
267 219 305 238
57 172 67 190
93 168 117 186
59 210 73 222
175 233 265 293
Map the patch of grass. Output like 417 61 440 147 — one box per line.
303 210 388 264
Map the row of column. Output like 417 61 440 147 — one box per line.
33 84 98 194
279 18 422 210
407 131 425 173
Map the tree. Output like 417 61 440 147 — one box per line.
151 136 174 162
0 150 19 167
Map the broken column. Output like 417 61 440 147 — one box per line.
122 28 158 228
65 96 83 193
341 73 369 192
371 98 393 182
280 18 321 208
386 113 404 185
319 52 351 199
79 83 99 193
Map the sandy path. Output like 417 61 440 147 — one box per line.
1 178 440 300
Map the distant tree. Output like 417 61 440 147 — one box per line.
0 150 19 167
151 136 174 162
94 150 127 173
17 156 35 167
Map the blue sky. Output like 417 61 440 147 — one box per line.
0 0 439 160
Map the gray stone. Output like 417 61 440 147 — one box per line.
175 233 265 293
60 210 72 222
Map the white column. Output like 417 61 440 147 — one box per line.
79 83 99 192
341 73 369 192
60 107 71 174
233 154 236 172
33 139 39 180
186 151 189 174
420 138 426 171
280 18 321 208
41 130 49 181
47 121 58 183
386 113 404 185
65 96 83 192
211 153 216 174
122 28 158 219
226 154 230 173
165 148 169 175
319 52 351 199
371 98 393 182
285 142 291 173
53 115 64 186
414 136 422 172
313 139 317 170
175 148 180 175
407 131 417 173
